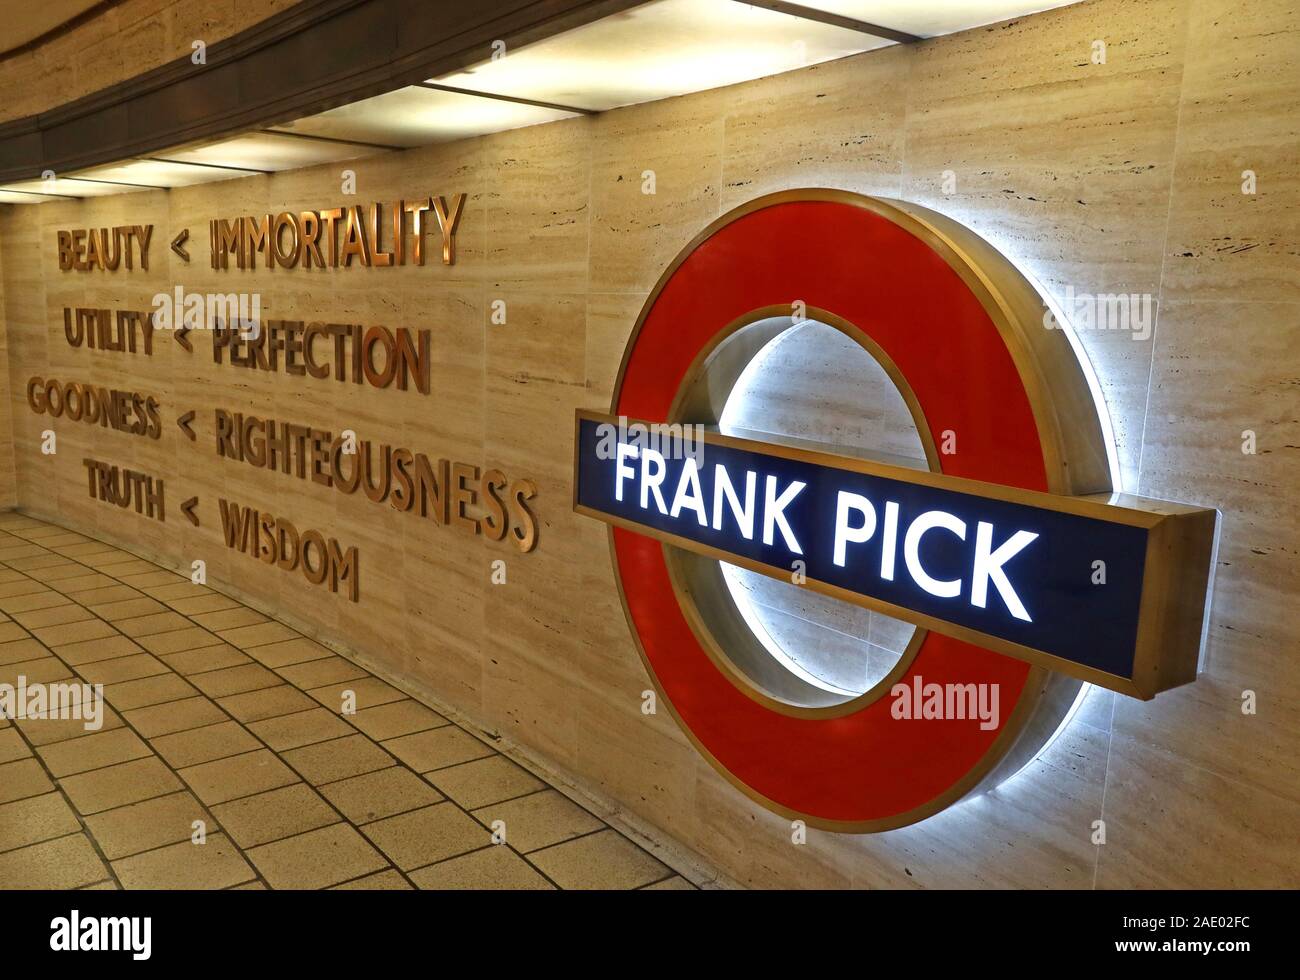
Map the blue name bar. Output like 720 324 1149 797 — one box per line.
574 412 1161 686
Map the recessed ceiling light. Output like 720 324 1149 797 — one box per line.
72 158 255 187
271 85 578 148
0 188 70 204
0 177 144 198
163 132 387 172
433 0 893 112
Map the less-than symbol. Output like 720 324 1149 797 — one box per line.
177 411 196 441
170 228 190 262
176 325 192 352
181 497 200 527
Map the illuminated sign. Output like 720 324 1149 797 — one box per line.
573 190 1219 832
575 411 1215 696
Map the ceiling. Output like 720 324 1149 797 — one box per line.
0 0 1082 204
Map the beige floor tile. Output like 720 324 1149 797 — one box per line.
55 544 119 560
179 749 299 805
90 597 168 621
83 790 213 860
36 727 151 777
16 707 125 745
104 672 198 710
474 789 604 853
246 706 355 751
78 653 170 685
0 832 108 889
642 876 696 890
60 757 183 815
151 720 261 768
0 656 74 685
219 622 299 649
25 560 90 579
113 833 256 889
188 663 283 698
0 792 81 850
112 565 177 583
527 830 670 890
210 783 341 848
0 582 43 601
319 766 443 824
159 644 252 675
80 551 141 571
383 727 495 773
136 626 222 655
11 604 94 629
0 728 31 764
360 802 491 871
53 634 144 665
243 636 334 668
331 869 412 890
143 582 214 601
282 733 395 785
164 593 243 616
309 676 406 712
0 546 46 563
191 608 269 631
275 655 370 689
349 699 448 741
0 757 54 803
1 519 695 891
427 755 546 810
247 823 389 889
409 846 554 890
124 696 230 737
0 590 69 614
0 638 47 665
116 612 192 638
217 685 316 722
0 623 28 644
32 619 118 646
59 578 130 597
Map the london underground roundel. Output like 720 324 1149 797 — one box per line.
572 190 1218 831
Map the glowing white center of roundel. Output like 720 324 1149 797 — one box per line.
613 443 1039 623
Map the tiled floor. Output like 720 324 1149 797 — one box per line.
0 512 693 890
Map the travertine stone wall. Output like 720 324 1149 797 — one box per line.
1 0 1296 887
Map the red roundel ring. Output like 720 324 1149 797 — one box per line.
609 190 1072 831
